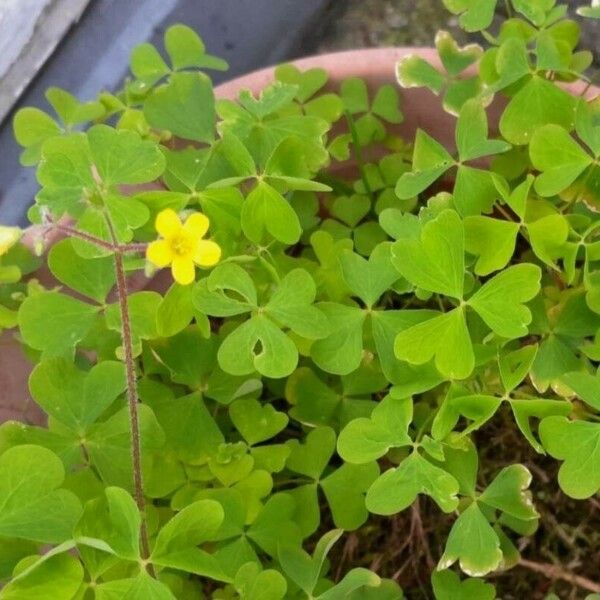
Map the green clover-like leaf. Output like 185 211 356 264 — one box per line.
540 416 600 498
391 209 464 299
438 502 502 576
431 569 496 600
0 445 82 543
467 263 541 338
337 394 412 463
366 452 460 515
230 399 289 446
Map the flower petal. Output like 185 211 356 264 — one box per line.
183 213 210 239
194 239 222 267
171 257 196 285
146 240 174 268
155 209 182 238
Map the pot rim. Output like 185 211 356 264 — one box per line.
214 47 439 99
214 45 599 100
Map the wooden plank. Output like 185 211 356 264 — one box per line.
0 0 90 121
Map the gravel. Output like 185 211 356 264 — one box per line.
317 0 599 62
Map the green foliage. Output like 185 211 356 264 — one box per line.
3 7 600 599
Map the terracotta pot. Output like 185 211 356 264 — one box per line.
1 47 598 424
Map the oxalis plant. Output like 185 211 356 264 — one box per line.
1 1 600 598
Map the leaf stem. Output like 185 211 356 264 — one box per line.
518 558 600 593
43 218 147 254
102 211 154 576
113 249 155 575
344 110 374 203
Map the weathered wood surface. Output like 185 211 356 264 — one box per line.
0 0 90 121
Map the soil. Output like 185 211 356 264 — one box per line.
317 0 599 64
318 411 600 599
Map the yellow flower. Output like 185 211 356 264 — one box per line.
146 209 221 285
0 226 21 257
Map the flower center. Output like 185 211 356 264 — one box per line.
170 233 194 257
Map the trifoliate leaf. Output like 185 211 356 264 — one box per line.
150 499 226 579
513 0 556 25
264 269 330 340
0 445 82 543
86 405 164 489
242 181 302 245
431 569 496 600
480 465 538 521
48 239 115 302
391 209 464 299
144 72 215 143
576 99 600 157
0 553 84 600
499 344 538 393
318 569 383 600
366 452 460 515
464 215 519 275
395 130 454 199
218 315 298 379
19 291 99 356
453 165 500 215
76 486 140 560
36 133 93 214
337 394 412 463
264 137 331 192
561 371 600 411
396 54 445 94
439 502 502 576
193 262 257 316
467 263 541 338
341 78 369 113
499 77 576 145
87 124 166 185
230 399 288 446
278 529 343 595
234 562 287 600
146 391 223 462
372 309 442 387
436 30 483 77
527 213 570 267
511 398 572 451
540 416 600 498
13 107 61 165
105 291 162 347
330 194 370 228
347 579 404 600
96 573 176 600
320 461 379 530
246 494 302 557
311 303 366 375
433 393 501 439
503 175 533 220
530 124 593 196
442 0 498 32
275 63 328 103
45 88 105 128
156 283 195 337
456 99 511 162
371 85 403 124
286 426 336 481
29 358 126 431
394 308 474 380
339 243 400 308
164 24 228 71
130 43 170 86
